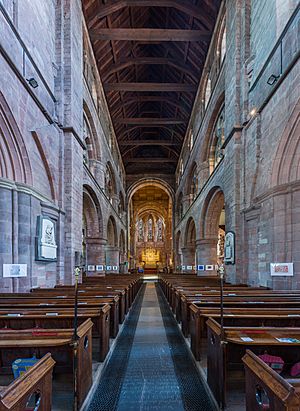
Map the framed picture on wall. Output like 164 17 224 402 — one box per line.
36 216 57 261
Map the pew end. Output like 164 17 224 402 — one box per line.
0 353 55 411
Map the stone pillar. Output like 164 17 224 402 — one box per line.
196 238 218 276
105 246 120 273
86 237 106 268
181 246 196 273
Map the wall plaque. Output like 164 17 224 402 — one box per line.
36 216 57 261
224 231 235 265
270 263 293 276
3 264 27 277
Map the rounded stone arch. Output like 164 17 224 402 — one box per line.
217 13 227 66
106 215 118 247
83 185 104 237
271 99 300 187
83 101 101 162
184 217 196 247
200 186 225 239
0 91 32 185
185 161 198 201
199 92 225 164
105 161 117 200
176 191 184 222
175 230 183 269
127 177 174 203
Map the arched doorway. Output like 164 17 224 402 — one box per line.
119 229 127 273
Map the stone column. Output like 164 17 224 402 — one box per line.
105 246 120 273
196 238 218 276
181 246 196 273
86 237 106 269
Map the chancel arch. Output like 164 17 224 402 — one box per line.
128 180 173 272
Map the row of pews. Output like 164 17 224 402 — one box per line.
0 274 142 410
159 273 300 410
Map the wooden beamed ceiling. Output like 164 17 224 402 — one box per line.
82 0 221 176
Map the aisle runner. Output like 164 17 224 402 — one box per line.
87 284 146 411
117 283 184 411
156 284 216 411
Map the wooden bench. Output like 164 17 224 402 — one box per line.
0 353 55 411
189 306 300 360
206 318 300 409
0 306 110 362
0 319 93 408
242 350 300 411
0 294 119 338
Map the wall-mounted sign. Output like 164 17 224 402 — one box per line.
270 263 293 276
187 265 193 270
224 231 235 265
3 264 27 278
206 265 214 271
182 265 186 270
96 265 104 271
113 266 118 271
36 216 57 261
87 265 95 271
197 265 205 271
106 266 112 271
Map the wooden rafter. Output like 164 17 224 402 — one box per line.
115 118 185 125
90 28 211 42
104 82 196 92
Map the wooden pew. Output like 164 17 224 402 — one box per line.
189 306 300 360
206 318 300 409
0 319 93 408
242 350 300 411
0 306 110 362
0 353 55 411
0 294 119 338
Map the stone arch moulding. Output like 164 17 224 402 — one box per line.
184 217 196 247
200 92 225 164
83 100 101 161
200 186 225 239
83 184 104 238
0 91 32 185
106 215 118 247
271 100 300 187
127 177 174 203
31 131 56 201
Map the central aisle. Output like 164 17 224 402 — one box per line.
117 282 184 410
87 282 216 411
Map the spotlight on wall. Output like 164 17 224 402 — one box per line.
267 74 280 86
26 77 39 88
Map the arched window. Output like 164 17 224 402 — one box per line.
204 75 211 109
189 129 194 151
180 159 184 175
211 107 225 171
220 26 226 63
148 218 153 241
191 170 198 201
83 117 92 165
138 219 144 242
157 219 163 241
105 166 113 202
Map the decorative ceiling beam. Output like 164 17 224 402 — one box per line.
115 118 185 125
90 28 211 42
110 96 190 116
88 0 214 29
125 158 178 163
104 82 196 92
119 141 177 146
103 57 197 80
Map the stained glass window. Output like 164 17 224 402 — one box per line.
204 76 211 109
157 219 163 241
148 218 153 241
220 26 226 63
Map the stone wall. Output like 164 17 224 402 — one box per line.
0 0 127 291
175 1 300 289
